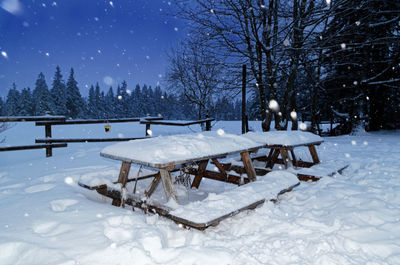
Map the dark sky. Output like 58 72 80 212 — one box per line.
0 0 186 97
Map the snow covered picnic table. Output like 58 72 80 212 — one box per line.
79 130 344 229
244 131 324 172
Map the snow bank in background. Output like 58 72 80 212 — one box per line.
0 122 399 264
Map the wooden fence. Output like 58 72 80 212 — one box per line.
0 115 214 157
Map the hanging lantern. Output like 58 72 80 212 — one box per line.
104 124 111 132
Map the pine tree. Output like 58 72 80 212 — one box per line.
33 72 52 115
19 87 33 116
66 68 85 119
50 66 68 115
87 85 97 118
5 83 21 115
0 97 4 115
105 86 116 118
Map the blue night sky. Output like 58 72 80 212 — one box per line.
0 0 186 97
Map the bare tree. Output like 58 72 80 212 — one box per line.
165 40 225 120
173 0 327 130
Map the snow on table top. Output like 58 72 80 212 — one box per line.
170 171 299 224
244 130 323 147
100 131 264 168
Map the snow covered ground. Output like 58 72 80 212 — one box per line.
0 121 399 264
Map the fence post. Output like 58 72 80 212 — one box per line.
205 119 211 131
45 124 52 157
145 123 151 136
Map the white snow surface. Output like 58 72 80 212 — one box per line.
101 131 263 167
244 130 323 146
1 121 400 264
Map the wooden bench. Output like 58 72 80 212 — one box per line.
79 131 299 229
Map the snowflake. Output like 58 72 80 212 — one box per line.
1 51 8 59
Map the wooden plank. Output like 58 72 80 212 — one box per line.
35 116 162 126
0 116 65 122
140 118 215 127
240 151 257 182
263 141 323 148
159 169 178 203
36 137 148 143
0 143 67 152
308 145 320 164
191 160 209 188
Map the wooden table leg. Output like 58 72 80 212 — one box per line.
279 148 292 169
308 145 320 164
191 160 209 189
268 149 280 169
241 151 257 182
289 148 297 167
116 161 131 207
211 158 228 179
160 169 178 203
145 172 161 198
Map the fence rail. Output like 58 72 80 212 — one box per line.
1 116 214 157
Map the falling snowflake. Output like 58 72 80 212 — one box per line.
174 27 178 31
45 52 50 56
97 49 101 54
64 177 74 185
290 111 297 120
355 21 360 26
94 17 99 21
340 43 346 49
52 2 57 7
217 129 225 136
210 9 214 14
268 99 279 112
299 122 307 131
326 0 331 6
146 55 150 59
1 51 8 59
109 1 114 8
117 95 122 100
147 129 153 136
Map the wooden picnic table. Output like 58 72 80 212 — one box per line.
244 131 324 169
99 132 264 206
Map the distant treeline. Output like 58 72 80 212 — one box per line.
0 66 242 120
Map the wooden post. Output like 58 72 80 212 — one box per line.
205 119 211 131
240 151 257 182
145 123 151 136
159 169 178 203
45 124 52 157
242 64 247 134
